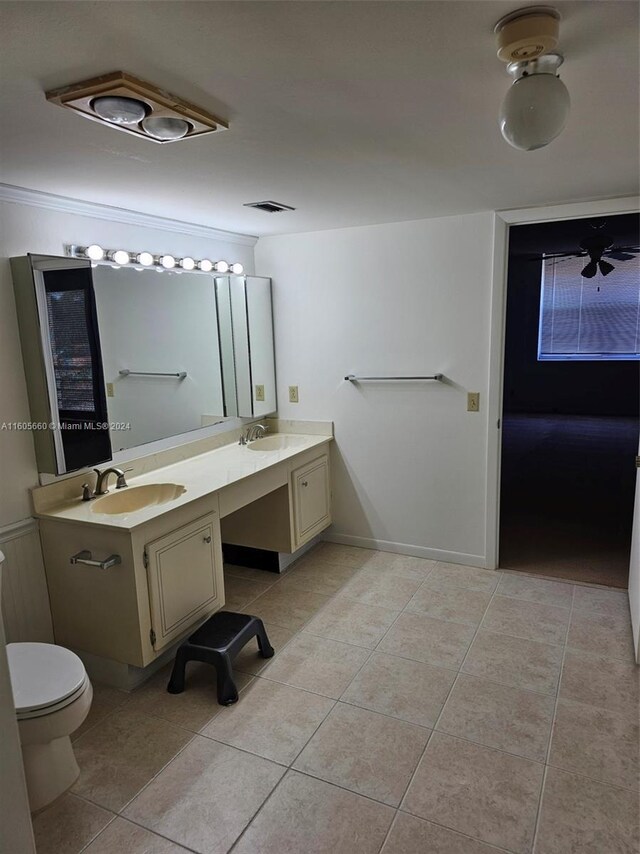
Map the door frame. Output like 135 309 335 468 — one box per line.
485 195 640 570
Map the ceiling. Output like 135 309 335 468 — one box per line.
0 1 638 237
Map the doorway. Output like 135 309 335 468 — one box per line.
499 213 640 588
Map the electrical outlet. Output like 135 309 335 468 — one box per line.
289 385 299 403
255 384 265 401
106 382 115 398
467 392 480 412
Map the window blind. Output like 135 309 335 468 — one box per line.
46 288 97 412
538 255 640 361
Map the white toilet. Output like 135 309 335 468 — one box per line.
1 553 93 813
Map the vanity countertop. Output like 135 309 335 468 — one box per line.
34 433 332 532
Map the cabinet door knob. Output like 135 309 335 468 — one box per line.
203 535 212 543
302 480 308 487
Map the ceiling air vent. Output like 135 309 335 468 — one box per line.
243 201 296 213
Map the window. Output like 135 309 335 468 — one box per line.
538 255 640 360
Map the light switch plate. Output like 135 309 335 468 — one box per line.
106 382 114 398
255 384 265 401
467 392 480 412
289 385 299 403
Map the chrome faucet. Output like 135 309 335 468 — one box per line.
239 424 269 445
92 467 130 496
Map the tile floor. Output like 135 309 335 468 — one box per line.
32 544 639 854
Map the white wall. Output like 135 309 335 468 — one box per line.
0 196 255 527
256 212 496 565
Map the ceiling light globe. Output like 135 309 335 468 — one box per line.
112 250 130 265
141 116 190 141
92 96 147 125
198 259 214 272
215 261 229 273
499 72 570 151
230 263 244 274
181 257 196 271
137 251 154 266
86 244 105 261
160 254 176 269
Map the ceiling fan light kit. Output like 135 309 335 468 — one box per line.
494 6 570 151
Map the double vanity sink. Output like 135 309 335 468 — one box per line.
32 428 333 684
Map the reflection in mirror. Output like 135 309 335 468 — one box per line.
92 266 226 451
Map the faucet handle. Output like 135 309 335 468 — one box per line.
81 483 94 502
116 468 132 489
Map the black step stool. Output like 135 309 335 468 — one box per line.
167 611 274 706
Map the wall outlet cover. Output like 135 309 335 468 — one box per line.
467 392 480 412
289 385 299 403
106 382 115 397
255 384 265 401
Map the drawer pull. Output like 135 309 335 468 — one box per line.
70 550 121 570
302 481 309 487
203 535 212 543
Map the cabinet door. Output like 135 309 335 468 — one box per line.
292 455 331 548
146 513 224 651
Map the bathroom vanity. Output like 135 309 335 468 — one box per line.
32 428 332 677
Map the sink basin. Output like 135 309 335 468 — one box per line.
247 435 307 452
91 483 186 515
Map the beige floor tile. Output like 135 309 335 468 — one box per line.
549 698 640 790
313 542 375 568
497 574 573 608
378 611 475 669
436 674 555 761
535 767 639 854
124 663 252 732
481 595 569 645
294 702 429 806
560 650 640 718
405 583 492 626
84 818 190 853
567 609 635 662
124 736 285 854
382 812 503 854
71 708 192 811
32 793 112 854
462 629 564 695
234 622 296 675
223 575 273 610
360 551 437 580
233 770 394 854
305 597 399 648
572 585 630 617
201 677 333 764
247 586 331 630
223 564 279 584
341 652 456 727
72 682 128 741
261 632 369 698
403 732 544 854
425 563 500 594
337 567 422 610
277 558 359 595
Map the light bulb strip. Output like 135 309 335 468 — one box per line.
66 244 244 275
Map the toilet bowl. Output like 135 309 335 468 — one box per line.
7 641 93 813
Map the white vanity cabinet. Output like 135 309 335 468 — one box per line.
291 456 331 548
145 512 224 652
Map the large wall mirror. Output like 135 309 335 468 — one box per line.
11 254 277 474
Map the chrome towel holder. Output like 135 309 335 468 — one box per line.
344 374 443 382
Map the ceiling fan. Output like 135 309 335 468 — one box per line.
541 220 639 278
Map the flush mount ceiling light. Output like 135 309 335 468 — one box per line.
67 245 244 276
494 7 570 150
46 72 228 144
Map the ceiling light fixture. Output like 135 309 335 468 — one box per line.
494 7 570 151
46 71 228 145
66 245 246 275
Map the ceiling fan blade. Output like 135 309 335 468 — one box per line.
607 252 636 261
581 260 598 278
598 259 615 276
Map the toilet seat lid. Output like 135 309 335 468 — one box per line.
7 642 87 714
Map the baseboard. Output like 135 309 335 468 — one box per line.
323 532 487 569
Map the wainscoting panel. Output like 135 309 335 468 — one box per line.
0 519 53 643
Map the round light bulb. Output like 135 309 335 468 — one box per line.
198 259 213 272
215 261 230 273
141 116 190 141
137 251 154 267
86 244 105 261
499 72 570 151
160 254 176 269
112 250 130 265
92 96 147 125
230 262 244 275
181 256 196 271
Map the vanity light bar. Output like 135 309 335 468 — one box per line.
66 245 244 275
